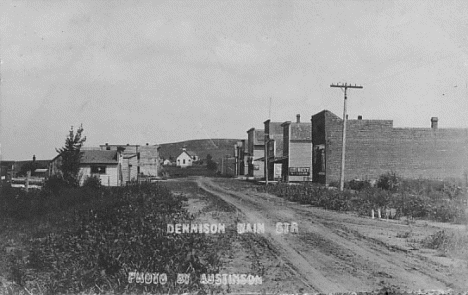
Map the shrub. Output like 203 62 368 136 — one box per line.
345 179 371 191
207 160 218 171
6 183 226 294
377 171 401 191
402 193 431 218
353 188 392 217
422 230 467 251
0 186 42 220
43 174 68 195
83 175 101 190
259 173 467 224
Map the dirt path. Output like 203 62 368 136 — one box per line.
196 177 468 293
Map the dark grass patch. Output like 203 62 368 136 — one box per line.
255 173 468 224
0 183 230 294
162 165 218 178
422 229 468 258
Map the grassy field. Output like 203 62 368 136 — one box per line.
0 182 230 294
158 138 240 165
214 177 468 265
257 173 468 224
161 165 219 178
1 173 467 294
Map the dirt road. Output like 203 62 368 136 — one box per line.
195 177 468 293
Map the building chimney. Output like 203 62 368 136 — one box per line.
431 117 438 130
358 115 362 120
296 114 300 123
105 143 108 146
33 155 36 162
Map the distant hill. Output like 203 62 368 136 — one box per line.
158 139 242 162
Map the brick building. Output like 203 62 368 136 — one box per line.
311 110 468 184
246 128 265 179
281 114 313 182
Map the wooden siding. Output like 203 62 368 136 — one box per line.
139 146 159 176
79 165 120 186
122 156 138 182
177 152 193 168
252 148 264 178
288 142 313 182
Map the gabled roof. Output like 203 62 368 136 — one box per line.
185 150 198 157
177 151 193 159
81 150 119 165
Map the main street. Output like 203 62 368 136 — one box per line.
189 177 468 293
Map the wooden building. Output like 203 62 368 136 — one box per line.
176 148 195 168
49 150 123 186
246 128 265 179
281 114 313 182
264 120 284 181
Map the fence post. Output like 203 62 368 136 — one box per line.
377 208 381 219
371 209 374 219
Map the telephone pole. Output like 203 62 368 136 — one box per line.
330 83 363 191
264 135 269 185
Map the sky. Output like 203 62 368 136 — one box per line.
1 0 468 160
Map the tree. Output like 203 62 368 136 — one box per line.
18 161 38 177
206 154 217 171
56 124 87 187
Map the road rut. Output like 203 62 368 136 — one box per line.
196 177 467 293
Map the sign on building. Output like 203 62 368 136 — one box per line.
274 163 282 179
289 167 310 176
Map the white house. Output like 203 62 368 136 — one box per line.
79 150 123 186
176 148 196 168
49 150 124 186
187 151 199 162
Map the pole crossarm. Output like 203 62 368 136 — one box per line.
330 83 363 89
330 82 363 191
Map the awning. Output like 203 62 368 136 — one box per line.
254 156 288 163
271 156 288 163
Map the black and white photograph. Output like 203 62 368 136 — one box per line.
1 1 468 294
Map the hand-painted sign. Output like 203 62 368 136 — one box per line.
274 163 282 179
289 167 310 176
